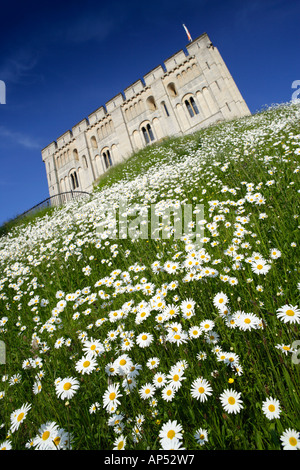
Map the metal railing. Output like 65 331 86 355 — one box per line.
16 190 90 220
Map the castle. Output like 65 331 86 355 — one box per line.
42 32 251 199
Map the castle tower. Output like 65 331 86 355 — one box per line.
42 33 250 198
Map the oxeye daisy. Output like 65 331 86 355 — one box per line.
276 305 300 324
189 326 202 339
161 385 176 402
164 304 180 321
219 388 243 414
262 397 281 420
153 372 167 388
235 312 260 331
113 434 126 450
136 332 153 348
33 380 42 395
197 351 207 361
83 338 104 357
113 354 133 375
103 383 122 410
55 377 80 400
75 355 97 375
147 357 160 370
10 403 31 433
32 421 59 450
168 330 189 345
280 428 300 450
270 248 281 259
159 419 183 443
251 259 271 275
0 440 12 450
190 377 213 402
200 319 215 332
139 383 156 400
213 292 229 310
167 370 185 391
160 437 185 450
194 428 208 446
275 343 295 355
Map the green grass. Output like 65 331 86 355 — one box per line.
0 102 299 450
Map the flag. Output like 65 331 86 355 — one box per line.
182 24 192 42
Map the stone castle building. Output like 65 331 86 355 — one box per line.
42 32 251 198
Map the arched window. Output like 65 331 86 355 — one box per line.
161 101 170 117
73 149 79 161
146 96 157 111
70 170 79 190
185 96 199 117
82 155 88 169
102 149 113 169
167 82 178 97
141 124 155 145
91 136 97 149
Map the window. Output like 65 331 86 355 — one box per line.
82 155 88 169
161 101 170 117
103 149 113 169
70 171 79 190
167 82 178 97
146 96 157 111
185 97 199 117
91 136 97 149
142 124 155 144
73 149 79 161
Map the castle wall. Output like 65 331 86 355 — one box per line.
42 33 251 196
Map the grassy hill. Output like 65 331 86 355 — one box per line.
0 101 299 450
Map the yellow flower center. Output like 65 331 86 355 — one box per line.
167 430 176 439
244 318 251 324
91 345 96 350
286 310 295 316
167 390 172 396
173 374 179 382
145 388 150 395
119 359 126 366
289 437 297 446
117 441 124 450
83 361 90 368
109 392 116 401
174 334 181 340
141 335 147 341
63 382 71 391
17 412 24 422
268 404 275 412
198 387 205 394
42 431 50 441
228 397 236 405
257 264 263 270
53 436 61 446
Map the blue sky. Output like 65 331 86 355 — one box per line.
0 0 299 226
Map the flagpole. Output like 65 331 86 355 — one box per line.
182 24 192 42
